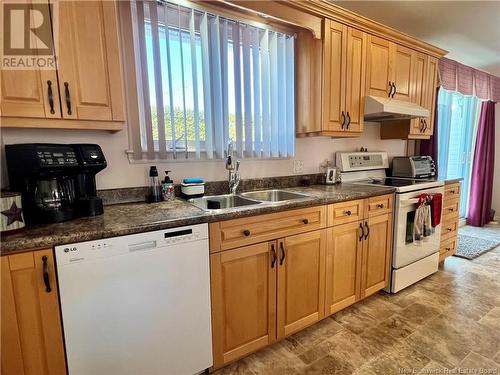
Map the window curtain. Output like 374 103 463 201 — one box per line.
467 101 496 226
436 89 481 218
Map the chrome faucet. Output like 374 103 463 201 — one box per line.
226 140 241 194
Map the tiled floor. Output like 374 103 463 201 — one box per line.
214 230 500 374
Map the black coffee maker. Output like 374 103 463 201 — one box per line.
5 143 106 224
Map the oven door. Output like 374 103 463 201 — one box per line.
393 187 444 269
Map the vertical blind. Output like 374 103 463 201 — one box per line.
128 0 295 160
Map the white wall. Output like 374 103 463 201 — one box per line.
1 122 406 190
492 106 500 218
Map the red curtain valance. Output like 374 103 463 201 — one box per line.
439 57 500 102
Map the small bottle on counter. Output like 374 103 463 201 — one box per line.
161 171 175 201
147 166 162 202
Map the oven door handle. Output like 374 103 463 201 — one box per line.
400 198 420 207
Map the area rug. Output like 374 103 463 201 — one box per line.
455 233 500 259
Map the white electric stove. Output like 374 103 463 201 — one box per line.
336 152 444 293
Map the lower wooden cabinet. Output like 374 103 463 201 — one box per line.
440 181 461 262
211 230 326 369
1 249 66 375
277 231 326 339
360 213 393 298
325 221 363 315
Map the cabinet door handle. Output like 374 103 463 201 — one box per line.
302 218 309 224
341 111 345 129
359 223 364 241
64 82 72 115
46 80 55 114
391 82 396 98
279 241 286 266
363 221 370 240
270 244 277 268
344 210 352 216
243 229 251 237
419 119 424 132
42 256 52 293
346 112 351 129
423 120 428 132
387 81 392 97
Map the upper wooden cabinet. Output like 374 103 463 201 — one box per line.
57 1 124 121
0 0 125 130
366 36 413 101
1 249 66 375
297 19 366 137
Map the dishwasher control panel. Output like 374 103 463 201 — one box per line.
55 223 209 266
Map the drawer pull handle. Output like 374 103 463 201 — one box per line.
42 256 51 293
446 247 451 251
344 210 352 216
243 229 251 237
447 228 453 232
376 204 384 209
279 242 286 266
302 218 309 224
270 244 277 268
448 208 454 212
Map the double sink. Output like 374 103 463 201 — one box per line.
190 189 310 211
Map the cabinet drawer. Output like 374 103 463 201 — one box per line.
367 194 393 218
441 215 458 241
328 200 364 226
444 183 460 200
442 197 459 216
210 206 326 252
440 237 457 255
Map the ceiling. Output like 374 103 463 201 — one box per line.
332 1 500 76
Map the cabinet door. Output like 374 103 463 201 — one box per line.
360 213 392 298
365 35 392 98
391 44 413 102
422 56 438 136
323 20 347 131
0 1 61 119
277 230 326 339
325 222 363 316
211 242 277 368
409 51 428 136
57 0 124 121
344 28 366 133
1 249 66 375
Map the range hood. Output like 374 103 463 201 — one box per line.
364 96 430 122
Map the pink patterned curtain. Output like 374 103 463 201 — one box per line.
439 57 500 101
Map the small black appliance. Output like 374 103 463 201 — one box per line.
5 143 107 224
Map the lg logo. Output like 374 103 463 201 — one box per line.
63 247 77 253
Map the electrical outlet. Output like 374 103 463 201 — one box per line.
293 160 304 174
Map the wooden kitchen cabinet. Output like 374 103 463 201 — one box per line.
57 0 124 121
366 35 413 102
1 0 125 130
277 230 326 338
211 229 326 369
210 242 277 368
440 181 461 261
325 221 363 315
1 249 66 375
297 19 366 137
360 212 393 298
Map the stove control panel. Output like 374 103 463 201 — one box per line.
336 152 389 172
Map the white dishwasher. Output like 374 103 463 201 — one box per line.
55 223 212 375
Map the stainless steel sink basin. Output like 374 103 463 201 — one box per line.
190 194 261 211
240 189 309 202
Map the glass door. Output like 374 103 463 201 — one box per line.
437 89 481 218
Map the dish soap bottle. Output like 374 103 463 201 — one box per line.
148 166 162 202
161 171 175 201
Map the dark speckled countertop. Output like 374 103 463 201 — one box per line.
0 184 395 255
